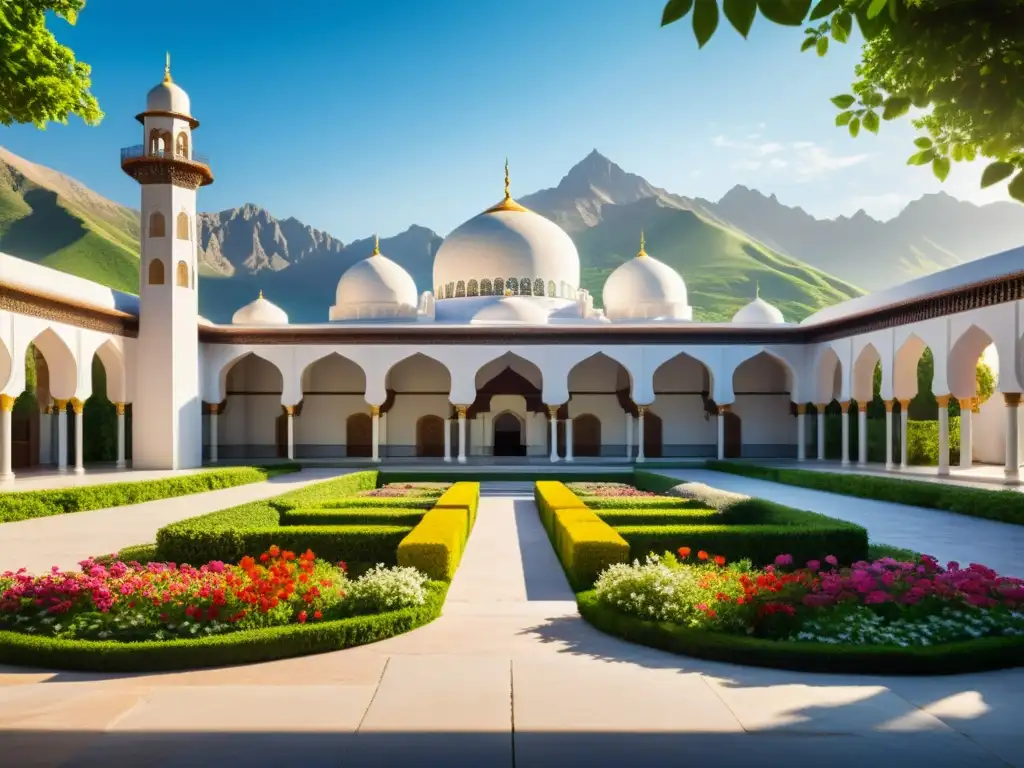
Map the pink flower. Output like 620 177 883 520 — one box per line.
806 560 821 572
774 554 793 567
825 555 838 567
864 590 892 604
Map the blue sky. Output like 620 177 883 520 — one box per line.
0 0 1009 242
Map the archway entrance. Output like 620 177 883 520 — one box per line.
493 412 524 457
573 414 601 457
644 411 663 458
724 411 742 458
346 413 372 457
416 415 445 458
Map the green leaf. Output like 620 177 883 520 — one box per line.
952 144 963 162
800 36 816 52
932 157 950 182
848 117 861 138
907 149 936 165
724 0 758 36
964 145 977 162
692 0 720 47
662 0 695 26
863 110 880 133
882 96 911 120
830 94 856 109
1008 170 1024 203
835 110 854 126
980 161 1017 188
913 136 933 149
887 0 899 22
866 0 887 18
831 11 852 42
808 0 841 20
757 0 813 26
862 91 883 108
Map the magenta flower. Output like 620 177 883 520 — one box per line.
825 555 838 567
774 554 793 567
806 560 821 572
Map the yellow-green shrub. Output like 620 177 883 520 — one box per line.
396 483 481 581
433 482 481 527
535 480 589 536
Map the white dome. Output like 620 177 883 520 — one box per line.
602 235 692 321
433 168 580 301
469 296 550 325
146 72 192 117
733 296 786 324
232 293 289 325
330 239 419 321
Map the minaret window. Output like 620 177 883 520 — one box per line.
494 277 504 295
455 281 466 298
175 132 189 158
520 277 531 296
480 279 492 296
507 278 519 295
148 258 166 285
149 211 166 238
149 129 164 155
547 280 556 298
467 279 479 297
176 260 189 288
176 212 190 240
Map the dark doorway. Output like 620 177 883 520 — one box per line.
573 414 601 457
416 415 445 458
493 412 525 457
644 411 663 458
346 413 372 457
724 411 742 458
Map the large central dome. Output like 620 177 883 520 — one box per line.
432 163 581 301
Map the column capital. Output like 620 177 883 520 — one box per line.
547 405 560 418
935 394 951 408
883 399 894 413
207 402 221 415
1005 392 1022 407
795 403 807 415
115 402 126 416
456 405 467 419
898 398 911 409
957 397 973 410
839 400 850 414
717 404 730 415
53 398 68 410
0 394 14 412
370 405 380 417
44 403 54 415
857 402 868 413
636 405 646 417
70 398 84 415
815 403 827 412
283 405 296 416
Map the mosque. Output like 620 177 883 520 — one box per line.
1 64 1024 483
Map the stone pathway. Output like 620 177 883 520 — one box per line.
660 469 1024 579
0 483 1023 766
0 468 349 574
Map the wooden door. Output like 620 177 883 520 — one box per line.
724 412 742 459
346 413 372 457
643 411 663 458
416 415 445 458
573 414 601 457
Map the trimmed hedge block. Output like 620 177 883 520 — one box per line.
317 498 436 510
584 497 708 510
280 507 426 527
594 508 720 526
433 482 481 527
397 508 470 581
270 471 379 511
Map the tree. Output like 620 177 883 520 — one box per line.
660 0 1024 203
868 348 996 418
0 0 101 128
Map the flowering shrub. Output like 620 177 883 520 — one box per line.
566 482 656 498
594 547 1024 646
0 546 429 642
358 483 452 498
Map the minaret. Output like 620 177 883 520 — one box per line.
120 54 214 469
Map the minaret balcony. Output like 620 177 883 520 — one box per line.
120 145 214 188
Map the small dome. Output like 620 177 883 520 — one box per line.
602 233 691 321
146 59 192 117
470 296 550 325
330 237 419 321
733 291 786 324
232 292 289 325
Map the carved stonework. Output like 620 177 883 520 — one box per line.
370 405 381 416
0 285 135 337
0 394 14 412
121 159 211 189
115 402 126 416
70 398 84 415
456 406 468 418
883 399 894 413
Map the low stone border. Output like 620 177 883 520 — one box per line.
577 590 1024 676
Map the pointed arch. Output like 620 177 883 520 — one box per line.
852 343 881 403
473 351 543 392
385 352 452 394
148 258 165 285
93 340 127 403
948 324 995 400
816 346 842 404
299 351 367 394
175 131 189 157
28 328 77 400
176 260 189 288
894 334 928 401
176 212 190 241
0 336 12 394
148 211 165 238
732 350 794 396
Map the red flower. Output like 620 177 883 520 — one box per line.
678 547 691 559
313 610 322 620
698 551 709 561
714 555 726 567
298 610 307 623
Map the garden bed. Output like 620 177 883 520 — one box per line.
0 546 446 672
578 547 1024 675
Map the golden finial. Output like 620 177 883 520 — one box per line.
258 289 263 300
372 233 380 256
755 281 760 299
484 158 529 214
638 230 647 258
504 158 511 201
164 52 172 84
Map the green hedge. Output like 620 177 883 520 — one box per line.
816 414 961 466
316 497 436 510
594 508 720 526
577 590 1024 675
397 482 480 580
269 470 378 510
0 582 447 673
0 464 301 524
280 507 427 527
381 472 630 483
582 497 707 510
705 461 1024 526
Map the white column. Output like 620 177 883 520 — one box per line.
444 417 452 463
1005 393 1021 484
285 406 295 461
796 405 806 460
625 412 634 459
457 406 467 464
884 400 894 469
371 406 380 462
716 406 727 460
566 418 575 462
71 398 84 475
899 399 909 469
39 404 52 465
208 404 219 464
959 398 973 469
548 406 559 463
55 399 68 472
815 404 826 460
380 412 387 459
116 402 127 468
937 395 950 476
857 403 868 465
840 402 850 466
637 407 646 463
0 394 14 483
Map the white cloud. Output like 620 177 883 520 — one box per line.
794 145 869 179
732 160 763 171
712 131 868 181
767 158 788 170
791 141 815 150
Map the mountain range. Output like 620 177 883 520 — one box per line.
1 145 1022 324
